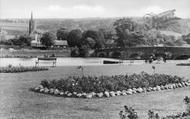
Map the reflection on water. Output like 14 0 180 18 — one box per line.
0 57 188 67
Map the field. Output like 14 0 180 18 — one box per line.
0 22 28 35
0 63 190 119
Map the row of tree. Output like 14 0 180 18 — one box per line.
56 28 107 48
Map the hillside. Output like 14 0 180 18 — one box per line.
158 19 190 35
0 18 190 36
0 21 28 35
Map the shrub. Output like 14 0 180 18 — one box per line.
184 96 190 114
119 105 138 119
40 80 50 88
120 96 190 119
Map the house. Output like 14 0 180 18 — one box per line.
54 40 68 48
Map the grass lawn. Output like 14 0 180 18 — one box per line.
0 63 190 119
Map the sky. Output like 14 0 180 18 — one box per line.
0 0 190 19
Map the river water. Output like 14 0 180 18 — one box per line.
0 57 189 67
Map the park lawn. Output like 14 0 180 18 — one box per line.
0 63 190 119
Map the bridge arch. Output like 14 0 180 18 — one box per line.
95 47 190 60
97 52 107 57
110 51 122 58
129 53 142 59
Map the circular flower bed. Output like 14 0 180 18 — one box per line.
0 66 48 73
32 72 190 98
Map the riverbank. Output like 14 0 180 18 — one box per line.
0 63 190 119
0 48 70 58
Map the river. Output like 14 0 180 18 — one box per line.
0 57 189 67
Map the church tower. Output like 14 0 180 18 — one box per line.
29 12 35 35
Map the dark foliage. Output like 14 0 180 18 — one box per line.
67 29 83 47
114 18 145 47
1 35 32 47
56 27 69 40
119 105 138 119
82 30 105 49
40 32 56 47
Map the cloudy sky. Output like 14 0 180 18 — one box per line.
0 0 190 18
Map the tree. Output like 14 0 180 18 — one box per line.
114 18 136 32
67 29 83 47
160 35 187 46
56 27 69 40
85 37 96 48
40 32 56 47
71 46 80 57
79 44 90 57
182 33 190 44
125 31 145 47
113 18 146 47
18 35 32 46
98 28 113 40
82 30 105 49
143 29 162 46
9 35 32 47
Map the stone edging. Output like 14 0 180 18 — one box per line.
32 81 190 99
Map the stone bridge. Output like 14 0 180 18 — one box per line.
94 47 190 60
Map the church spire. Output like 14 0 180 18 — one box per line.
31 12 33 21
29 12 35 35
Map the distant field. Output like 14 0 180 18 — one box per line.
1 18 190 36
0 22 28 35
0 22 28 27
0 63 190 119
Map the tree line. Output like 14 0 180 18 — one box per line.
1 17 189 55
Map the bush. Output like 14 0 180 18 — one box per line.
184 96 190 114
40 72 184 93
120 96 190 119
119 105 138 119
40 80 50 88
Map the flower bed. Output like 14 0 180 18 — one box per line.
0 66 48 73
32 72 190 98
